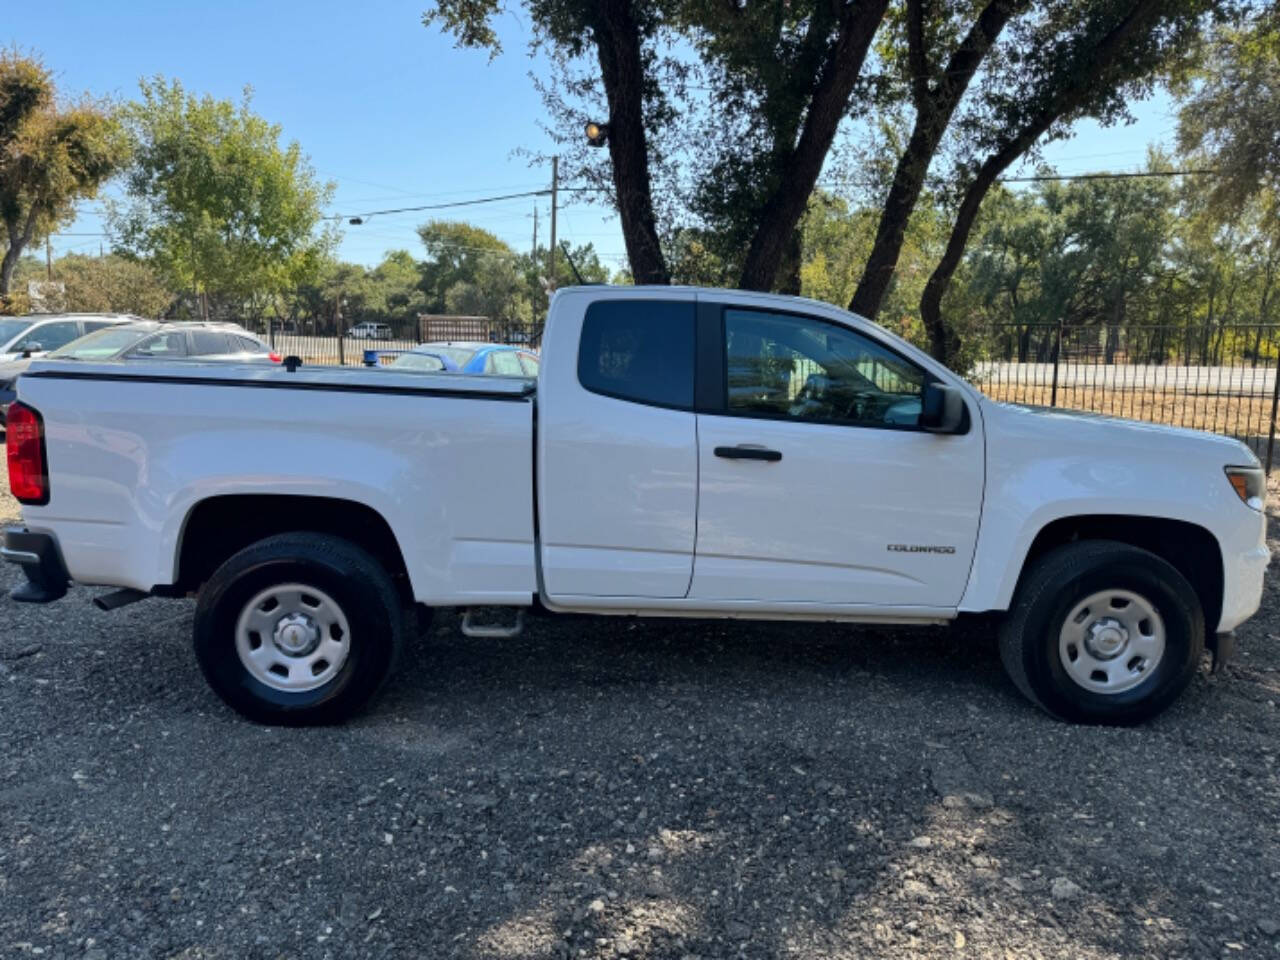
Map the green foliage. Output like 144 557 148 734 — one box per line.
0 51 129 300
1175 13 1280 214
52 253 172 316
110 78 336 307
416 219 514 309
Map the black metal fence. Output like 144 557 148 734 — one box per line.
970 322 1280 471
245 315 1279 470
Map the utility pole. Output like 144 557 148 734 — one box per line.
531 203 538 259
45 237 52 280
548 155 558 292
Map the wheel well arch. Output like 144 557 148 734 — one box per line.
173 495 411 598
1018 514 1223 634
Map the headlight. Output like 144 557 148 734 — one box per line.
1225 465 1265 511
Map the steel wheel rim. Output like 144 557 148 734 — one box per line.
1058 588 1165 695
234 583 351 693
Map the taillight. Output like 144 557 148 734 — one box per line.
6 402 49 505
269 352 282 363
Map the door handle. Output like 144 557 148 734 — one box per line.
714 445 782 462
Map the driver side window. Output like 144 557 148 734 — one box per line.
724 309 926 428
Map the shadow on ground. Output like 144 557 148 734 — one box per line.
1 524 1278 957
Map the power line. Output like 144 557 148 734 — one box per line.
997 168 1219 183
328 189 550 222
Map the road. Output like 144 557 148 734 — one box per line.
973 361 1279 395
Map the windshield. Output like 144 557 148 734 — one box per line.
0 319 34 348
50 327 150 360
419 346 477 368
390 352 445 372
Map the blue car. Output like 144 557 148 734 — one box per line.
390 342 540 377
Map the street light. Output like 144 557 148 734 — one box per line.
585 120 609 147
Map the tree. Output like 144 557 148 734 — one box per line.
110 78 335 319
426 0 891 291
52 253 173 317
416 219 514 309
917 0 1218 364
1174 11 1280 214
0 52 128 302
848 0 1029 319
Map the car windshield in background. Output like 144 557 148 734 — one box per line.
0 319 33 345
50 327 151 360
391 353 446 372
392 346 477 370
426 346 478 368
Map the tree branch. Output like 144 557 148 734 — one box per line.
848 0 1025 320
918 0 1167 363
737 0 891 291
593 0 669 285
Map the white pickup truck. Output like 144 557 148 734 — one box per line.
3 287 1270 725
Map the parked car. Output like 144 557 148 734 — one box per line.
392 341 539 376
0 314 137 428
348 322 394 340
42 321 281 366
376 349 454 372
2 287 1268 727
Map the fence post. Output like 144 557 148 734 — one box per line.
1049 319 1063 408
1266 346 1280 474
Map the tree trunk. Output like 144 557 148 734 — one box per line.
1 209 40 298
777 228 803 296
849 0 1024 319
0 247 18 297
737 0 890 292
918 0 1163 365
593 0 669 285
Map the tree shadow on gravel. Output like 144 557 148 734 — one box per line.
4 566 1277 959
353 613 1272 959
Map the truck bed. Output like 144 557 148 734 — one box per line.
15 359 538 604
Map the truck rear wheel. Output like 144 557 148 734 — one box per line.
194 533 403 725
999 540 1204 724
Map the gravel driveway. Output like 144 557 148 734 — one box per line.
1 452 1278 959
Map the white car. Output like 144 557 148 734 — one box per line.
0 314 138 427
0 313 137 362
3 287 1269 726
348 322 393 340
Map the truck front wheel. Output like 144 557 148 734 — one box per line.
193 533 403 725
999 540 1204 724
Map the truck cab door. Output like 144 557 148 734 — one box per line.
538 292 699 599
690 299 984 610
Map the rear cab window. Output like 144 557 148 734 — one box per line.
577 300 695 409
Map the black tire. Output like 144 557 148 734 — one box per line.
998 540 1204 725
194 533 403 725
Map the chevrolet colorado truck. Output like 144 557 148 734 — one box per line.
3 287 1270 725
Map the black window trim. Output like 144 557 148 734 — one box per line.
571 295 969 435
705 301 967 435
576 297 698 413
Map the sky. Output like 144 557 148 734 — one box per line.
7 0 1179 272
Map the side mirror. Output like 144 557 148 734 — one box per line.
919 382 966 434
20 342 43 359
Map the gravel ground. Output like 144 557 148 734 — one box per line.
1 453 1279 959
